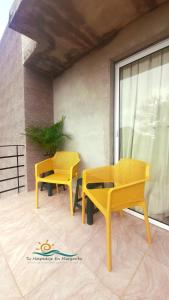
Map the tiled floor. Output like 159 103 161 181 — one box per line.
1 189 169 300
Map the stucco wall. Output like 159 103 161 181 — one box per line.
24 68 53 190
53 3 169 172
0 27 25 196
0 28 53 193
0 28 25 145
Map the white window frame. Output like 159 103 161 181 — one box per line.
114 38 169 231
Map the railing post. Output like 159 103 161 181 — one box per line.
16 145 20 193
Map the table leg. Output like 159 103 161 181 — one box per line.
40 182 44 191
48 184 53 196
74 182 79 212
87 197 94 225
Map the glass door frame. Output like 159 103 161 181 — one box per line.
114 37 169 231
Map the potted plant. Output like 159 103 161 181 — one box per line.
25 116 69 156
25 116 70 194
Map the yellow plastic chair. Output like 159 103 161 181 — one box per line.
35 151 80 215
82 159 151 271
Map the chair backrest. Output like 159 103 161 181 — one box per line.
83 165 114 185
108 159 150 211
52 151 80 170
114 158 149 186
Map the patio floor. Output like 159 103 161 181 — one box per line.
1 189 169 300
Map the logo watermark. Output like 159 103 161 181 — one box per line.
26 240 82 264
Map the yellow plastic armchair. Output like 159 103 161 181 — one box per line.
82 159 151 272
35 151 80 215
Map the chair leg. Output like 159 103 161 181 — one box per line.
143 201 152 244
82 191 86 224
35 181 39 209
106 215 112 271
69 184 74 216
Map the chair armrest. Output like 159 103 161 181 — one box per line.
35 158 53 178
70 160 80 179
108 179 147 210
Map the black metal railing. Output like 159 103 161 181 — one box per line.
0 145 25 195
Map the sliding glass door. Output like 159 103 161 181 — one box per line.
115 39 169 225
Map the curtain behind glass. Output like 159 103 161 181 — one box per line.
120 47 169 217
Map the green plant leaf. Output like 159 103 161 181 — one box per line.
25 116 70 156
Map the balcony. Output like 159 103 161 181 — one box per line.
0 189 168 299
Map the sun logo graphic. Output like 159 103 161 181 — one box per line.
36 240 54 252
33 240 77 257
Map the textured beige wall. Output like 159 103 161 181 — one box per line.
0 28 25 197
53 3 169 172
24 68 53 190
0 28 53 193
0 28 25 145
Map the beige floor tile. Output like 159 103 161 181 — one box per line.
79 212 153 275
67 286 120 300
1 191 169 300
96 235 144 296
35 192 72 222
123 255 169 300
36 188 71 211
146 227 169 267
0 295 24 300
78 221 106 273
0 212 78 296
57 215 105 252
37 194 105 252
24 263 119 300
0 251 22 299
110 212 156 253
